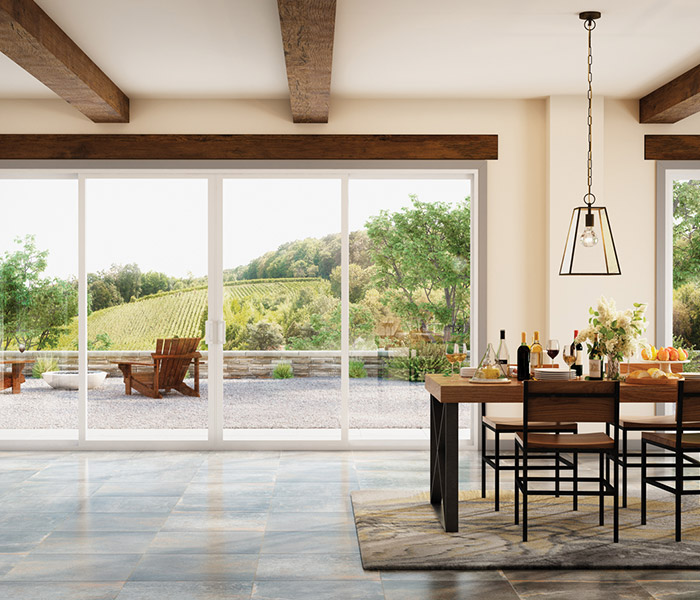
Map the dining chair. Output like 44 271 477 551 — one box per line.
481 408 577 511
515 380 620 542
641 379 700 541
607 363 698 508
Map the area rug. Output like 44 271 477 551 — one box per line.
351 490 700 570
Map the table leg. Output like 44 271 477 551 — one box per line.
430 395 459 532
11 363 23 394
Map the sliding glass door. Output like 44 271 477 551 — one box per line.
348 177 473 441
0 178 79 438
222 178 342 440
85 178 209 439
0 168 479 447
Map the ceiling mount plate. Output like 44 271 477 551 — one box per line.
579 11 601 21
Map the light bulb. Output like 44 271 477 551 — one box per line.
579 226 598 247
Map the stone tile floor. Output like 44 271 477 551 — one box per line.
0 449 695 599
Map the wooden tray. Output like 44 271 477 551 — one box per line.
625 377 679 385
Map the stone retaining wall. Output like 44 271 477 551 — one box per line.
1 349 412 379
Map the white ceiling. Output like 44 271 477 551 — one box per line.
1 0 699 101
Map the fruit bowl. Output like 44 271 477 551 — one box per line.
639 359 689 374
640 345 689 372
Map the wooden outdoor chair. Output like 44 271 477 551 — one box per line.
116 337 201 399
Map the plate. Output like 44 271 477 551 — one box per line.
470 378 512 384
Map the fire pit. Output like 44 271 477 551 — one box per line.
42 371 107 390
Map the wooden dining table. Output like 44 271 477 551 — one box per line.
425 373 675 532
1 360 35 394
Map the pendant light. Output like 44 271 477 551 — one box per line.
559 12 621 276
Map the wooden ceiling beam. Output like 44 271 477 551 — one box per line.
0 134 498 160
644 134 700 160
0 0 129 123
277 0 336 123
640 63 700 124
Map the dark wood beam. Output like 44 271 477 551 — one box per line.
0 0 129 123
277 0 336 124
640 63 700 123
0 134 498 160
645 135 700 160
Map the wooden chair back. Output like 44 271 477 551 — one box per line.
677 380 700 425
523 380 620 424
153 337 201 388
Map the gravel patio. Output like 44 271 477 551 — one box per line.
0 376 472 430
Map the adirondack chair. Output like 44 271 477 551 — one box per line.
115 337 201 399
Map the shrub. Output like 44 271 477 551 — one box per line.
349 360 367 378
246 320 284 350
273 363 293 379
32 355 59 378
674 283 700 350
386 341 449 382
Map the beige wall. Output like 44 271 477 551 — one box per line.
2 95 700 429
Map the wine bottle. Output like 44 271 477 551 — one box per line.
530 330 543 375
496 329 509 376
517 332 530 381
573 330 584 378
589 333 603 380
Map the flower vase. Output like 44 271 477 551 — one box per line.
606 357 620 380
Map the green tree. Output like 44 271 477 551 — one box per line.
88 279 121 312
141 271 171 296
246 320 284 350
329 264 373 303
673 180 700 287
365 195 470 340
107 263 142 302
0 235 78 350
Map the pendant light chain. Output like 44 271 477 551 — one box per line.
585 17 595 207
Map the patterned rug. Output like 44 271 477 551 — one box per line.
351 490 700 569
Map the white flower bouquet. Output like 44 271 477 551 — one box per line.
576 296 648 363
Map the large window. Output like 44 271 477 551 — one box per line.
348 178 472 440
222 178 342 440
85 179 208 439
0 167 481 448
668 176 700 370
0 179 78 438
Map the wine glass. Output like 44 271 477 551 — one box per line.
562 345 576 376
546 339 559 366
445 341 459 375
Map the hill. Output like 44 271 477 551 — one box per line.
57 278 325 350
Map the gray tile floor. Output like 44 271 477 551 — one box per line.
0 449 695 599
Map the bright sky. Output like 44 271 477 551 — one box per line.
0 177 470 280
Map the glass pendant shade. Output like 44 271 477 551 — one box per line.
559 206 621 275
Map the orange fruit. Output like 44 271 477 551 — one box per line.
641 348 650 360
668 347 679 361
657 348 669 361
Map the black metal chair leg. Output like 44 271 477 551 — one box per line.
641 439 647 525
573 451 578 511
555 451 560 498
522 444 528 542
514 441 520 525
676 442 683 542
599 452 605 526
613 449 619 543
605 422 611 481
481 419 486 499
622 429 628 508
494 432 500 512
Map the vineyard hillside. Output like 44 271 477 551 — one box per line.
57 279 325 350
